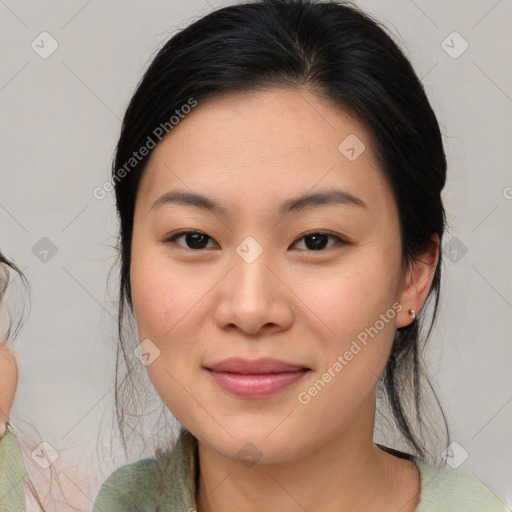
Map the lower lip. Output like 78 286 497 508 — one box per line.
206 369 309 399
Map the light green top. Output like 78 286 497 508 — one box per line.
92 429 512 512
1 424 510 511
0 424 26 512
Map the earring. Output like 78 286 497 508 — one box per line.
408 309 416 320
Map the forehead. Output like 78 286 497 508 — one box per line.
136 87 395 220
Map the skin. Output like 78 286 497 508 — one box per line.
0 340 18 438
130 87 439 512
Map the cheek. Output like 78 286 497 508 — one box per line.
291 253 401 428
295 245 402 373
130 247 201 341
303 254 399 331
129 242 222 377
129 251 206 425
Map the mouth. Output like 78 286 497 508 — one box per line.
204 357 311 399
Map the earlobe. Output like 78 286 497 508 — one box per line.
396 234 440 328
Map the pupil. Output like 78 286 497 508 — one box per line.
305 234 328 250
188 233 208 249
184 233 329 250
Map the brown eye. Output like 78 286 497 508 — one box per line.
166 231 218 250
291 232 345 251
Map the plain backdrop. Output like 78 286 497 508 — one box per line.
1 0 511 509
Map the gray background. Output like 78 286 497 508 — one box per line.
1 0 511 509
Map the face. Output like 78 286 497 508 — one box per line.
130 87 420 464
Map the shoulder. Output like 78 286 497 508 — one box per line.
0 424 26 512
92 457 161 512
413 457 511 512
93 430 198 511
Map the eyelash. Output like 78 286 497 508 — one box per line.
164 230 347 251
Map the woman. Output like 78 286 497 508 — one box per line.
2 0 509 510
90 0 511 510
0 253 48 511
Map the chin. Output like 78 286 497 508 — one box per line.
194 424 313 466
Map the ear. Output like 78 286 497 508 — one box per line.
396 233 440 328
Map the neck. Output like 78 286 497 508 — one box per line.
195 397 420 512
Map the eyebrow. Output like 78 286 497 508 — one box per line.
150 188 367 216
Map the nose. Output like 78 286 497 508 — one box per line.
213 247 294 337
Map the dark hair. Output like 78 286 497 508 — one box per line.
112 0 449 460
0 252 29 343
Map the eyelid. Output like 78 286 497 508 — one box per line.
165 230 219 249
165 229 347 251
290 230 346 250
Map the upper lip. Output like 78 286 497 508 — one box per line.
205 357 309 374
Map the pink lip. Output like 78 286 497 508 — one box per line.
204 357 310 399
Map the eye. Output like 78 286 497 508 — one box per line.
165 230 218 250
165 230 346 251
291 231 345 251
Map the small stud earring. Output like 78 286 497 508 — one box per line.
408 309 416 320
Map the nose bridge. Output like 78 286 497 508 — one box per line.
214 237 292 334
231 238 273 304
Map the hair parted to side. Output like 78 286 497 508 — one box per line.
110 0 450 461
